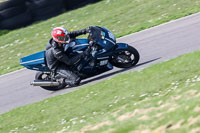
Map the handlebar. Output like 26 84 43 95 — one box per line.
89 41 94 46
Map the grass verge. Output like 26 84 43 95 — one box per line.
0 50 200 133
0 0 200 75
0 30 9 37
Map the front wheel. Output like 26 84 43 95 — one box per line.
111 46 140 68
35 72 66 91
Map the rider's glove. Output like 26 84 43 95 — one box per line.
85 27 90 33
86 26 94 33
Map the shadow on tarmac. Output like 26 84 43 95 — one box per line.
81 57 161 85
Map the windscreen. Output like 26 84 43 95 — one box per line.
88 26 102 42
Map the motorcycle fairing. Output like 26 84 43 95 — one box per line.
64 39 89 52
115 43 128 51
20 51 50 71
91 27 116 51
75 39 88 44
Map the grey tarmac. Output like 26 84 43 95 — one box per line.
1 13 200 114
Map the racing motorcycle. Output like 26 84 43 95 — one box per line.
20 26 140 91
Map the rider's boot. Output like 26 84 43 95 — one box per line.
64 77 81 87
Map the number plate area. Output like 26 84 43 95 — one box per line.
99 60 108 66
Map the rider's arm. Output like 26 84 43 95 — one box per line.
53 48 90 66
68 28 89 38
53 49 82 66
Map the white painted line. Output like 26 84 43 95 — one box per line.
0 68 26 78
117 12 200 40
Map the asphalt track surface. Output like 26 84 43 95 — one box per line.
1 13 200 114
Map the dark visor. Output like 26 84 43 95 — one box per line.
57 35 70 42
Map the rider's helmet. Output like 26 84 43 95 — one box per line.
51 27 70 43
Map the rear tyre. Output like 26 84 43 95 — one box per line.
35 72 66 91
111 46 140 68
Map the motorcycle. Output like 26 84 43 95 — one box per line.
20 26 140 91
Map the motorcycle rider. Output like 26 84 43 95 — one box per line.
45 27 91 87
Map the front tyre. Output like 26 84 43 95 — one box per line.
35 72 66 91
111 46 140 68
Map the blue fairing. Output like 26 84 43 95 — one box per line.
75 39 88 44
97 27 116 51
116 43 128 50
20 51 50 71
64 39 89 52
73 39 89 52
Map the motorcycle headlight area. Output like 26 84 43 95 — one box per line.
108 31 116 41
101 31 105 39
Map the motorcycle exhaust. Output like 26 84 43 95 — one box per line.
31 80 60 86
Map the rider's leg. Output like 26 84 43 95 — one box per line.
56 64 81 86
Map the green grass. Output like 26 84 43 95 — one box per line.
0 50 200 133
0 0 8 3
0 30 9 37
0 0 200 75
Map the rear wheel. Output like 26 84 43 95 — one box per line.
111 46 140 68
35 72 66 91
